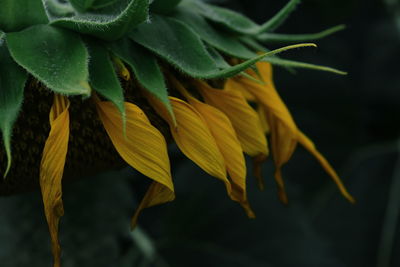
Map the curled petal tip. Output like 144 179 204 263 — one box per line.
347 195 356 204
253 154 268 191
278 191 289 205
241 202 256 219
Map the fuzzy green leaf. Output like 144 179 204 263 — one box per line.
206 43 318 79
257 25 346 43
206 45 230 69
190 0 260 35
91 0 118 9
264 57 347 75
189 0 300 35
205 45 264 83
239 36 268 52
51 0 148 41
238 37 298 74
173 5 257 59
0 41 28 178
109 38 174 121
86 40 125 118
258 0 301 33
130 15 314 79
129 15 220 78
44 0 75 18
151 0 182 14
0 0 49 32
7 25 90 96
68 0 96 12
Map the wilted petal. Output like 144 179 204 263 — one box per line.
187 96 255 218
143 90 177 128
196 80 268 158
40 95 70 267
131 181 175 229
253 105 270 191
252 153 268 192
236 65 298 203
168 97 231 194
268 115 297 204
232 78 256 102
233 70 297 133
256 60 273 81
96 100 174 224
257 105 270 134
297 131 355 203
236 61 353 203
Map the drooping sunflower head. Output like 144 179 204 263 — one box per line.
0 0 353 266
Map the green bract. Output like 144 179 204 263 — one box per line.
7 25 91 96
87 40 125 118
0 40 27 178
151 0 182 14
109 38 174 121
0 0 48 32
0 0 346 193
172 4 257 59
51 0 149 40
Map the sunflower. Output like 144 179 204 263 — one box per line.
0 0 354 266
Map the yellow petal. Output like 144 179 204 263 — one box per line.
235 67 303 203
113 56 131 81
95 100 174 225
297 131 355 203
257 105 270 134
252 105 271 191
168 97 231 193
40 94 70 267
246 64 299 202
255 60 273 81
237 61 353 203
196 80 268 158
233 70 297 133
143 90 177 128
187 96 255 218
269 115 297 204
233 79 257 102
252 153 268 192
131 181 175 229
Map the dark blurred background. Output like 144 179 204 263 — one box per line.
1 0 400 266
